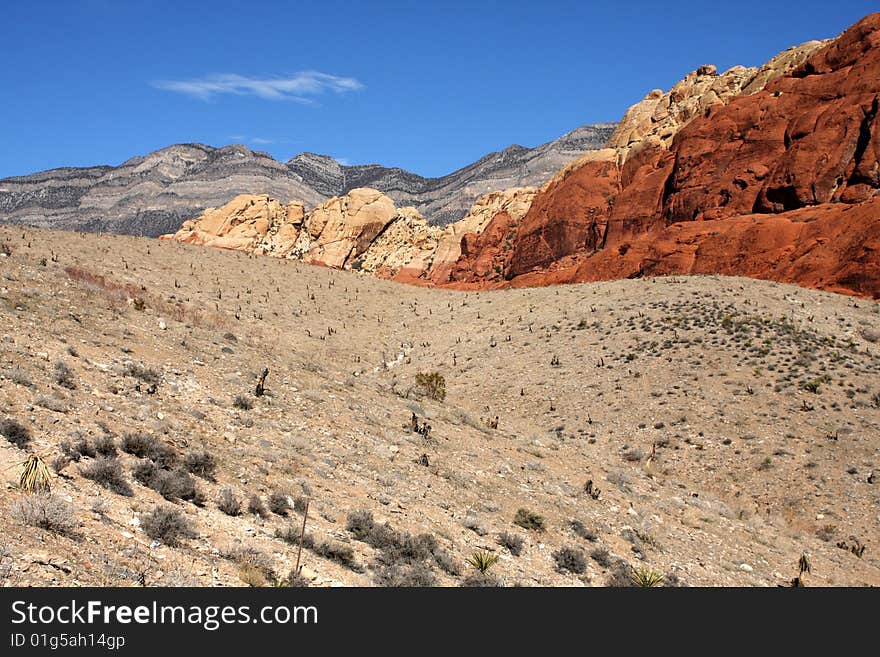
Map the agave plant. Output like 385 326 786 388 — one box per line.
630 566 664 587
19 454 51 493
466 550 500 574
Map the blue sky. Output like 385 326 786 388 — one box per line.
1 0 876 178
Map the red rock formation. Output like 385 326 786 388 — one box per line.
448 12 880 299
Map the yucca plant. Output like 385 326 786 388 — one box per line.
466 550 499 574
630 566 664 587
19 454 51 493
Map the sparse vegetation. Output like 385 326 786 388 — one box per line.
11 494 77 535
553 546 587 574
223 545 275 583
53 360 76 389
268 491 291 516
141 506 197 546
121 433 177 467
466 550 499 574
184 450 217 481
248 494 269 518
590 546 614 568
498 532 524 556
570 520 598 541
80 457 133 496
513 508 545 532
1 418 31 449
218 487 242 516
123 361 162 386
93 434 117 457
461 572 502 587
233 394 253 410
19 455 51 493
414 371 446 402
345 510 458 584
631 565 665 587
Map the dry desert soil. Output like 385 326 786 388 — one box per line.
1 225 878 587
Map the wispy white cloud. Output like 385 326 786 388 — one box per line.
224 135 298 147
153 71 364 102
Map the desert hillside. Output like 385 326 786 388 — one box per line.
1 226 878 586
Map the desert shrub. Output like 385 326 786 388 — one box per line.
35 395 67 413
223 545 275 580
7 366 32 387
141 506 196 546
462 514 488 536
622 448 644 463
275 524 309 546
248 494 269 518
432 547 461 576
312 541 362 572
121 432 157 458
553 546 587 574
606 560 635 587
513 508 545 532
11 494 77 535
93 434 117 457
150 468 200 503
283 570 309 587
590 546 614 568
497 532 524 556
268 491 290 516
816 524 837 542
372 559 436 587
237 565 266 587
414 371 446 402
61 434 95 461
218 487 242 516
570 520 599 541
293 496 309 513
79 457 133 496
53 360 76 389
461 572 503 587
123 361 161 386
233 395 253 411
121 433 177 467
51 455 71 474
1 418 31 449
345 510 455 580
275 526 363 572
184 450 217 480
345 510 376 540
0 545 12 583
132 459 160 486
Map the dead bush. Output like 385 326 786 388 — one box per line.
11 494 78 535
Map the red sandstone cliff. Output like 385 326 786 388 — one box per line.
443 13 880 299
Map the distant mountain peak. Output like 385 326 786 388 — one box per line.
0 122 616 235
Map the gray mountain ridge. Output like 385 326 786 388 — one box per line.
0 123 616 237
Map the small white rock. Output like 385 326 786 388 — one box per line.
739 563 753 572
158 319 167 330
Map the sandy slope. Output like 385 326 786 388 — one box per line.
1 226 878 586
